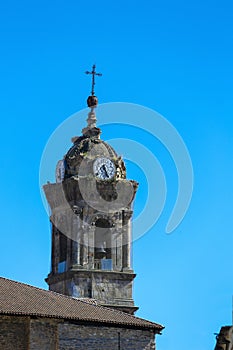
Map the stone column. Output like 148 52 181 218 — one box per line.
111 226 117 270
71 215 81 267
122 210 133 271
81 223 89 268
52 225 60 274
112 219 122 271
88 224 95 269
50 211 61 273
66 237 72 270
79 223 84 267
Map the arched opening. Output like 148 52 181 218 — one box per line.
94 218 112 270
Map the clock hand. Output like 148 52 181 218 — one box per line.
101 165 109 178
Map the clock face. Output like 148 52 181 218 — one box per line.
93 157 115 180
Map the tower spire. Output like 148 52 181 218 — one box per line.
82 64 102 137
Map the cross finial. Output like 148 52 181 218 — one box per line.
85 64 102 96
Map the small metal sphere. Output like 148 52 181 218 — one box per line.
87 95 98 107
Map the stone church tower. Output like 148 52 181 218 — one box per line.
44 65 138 315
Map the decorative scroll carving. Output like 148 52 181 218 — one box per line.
214 326 233 350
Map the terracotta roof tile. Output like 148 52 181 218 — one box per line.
0 277 164 331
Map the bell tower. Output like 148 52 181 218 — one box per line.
44 65 138 314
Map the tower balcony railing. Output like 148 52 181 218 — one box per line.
94 259 101 270
94 258 113 271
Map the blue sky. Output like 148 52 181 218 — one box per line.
0 1 233 349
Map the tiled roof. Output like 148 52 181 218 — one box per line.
0 277 164 331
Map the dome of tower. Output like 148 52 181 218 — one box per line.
64 133 126 180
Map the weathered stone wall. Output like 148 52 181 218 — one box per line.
48 270 136 314
29 318 58 350
58 322 156 350
0 315 29 350
0 315 156 350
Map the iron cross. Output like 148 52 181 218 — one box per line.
85 64 102 96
